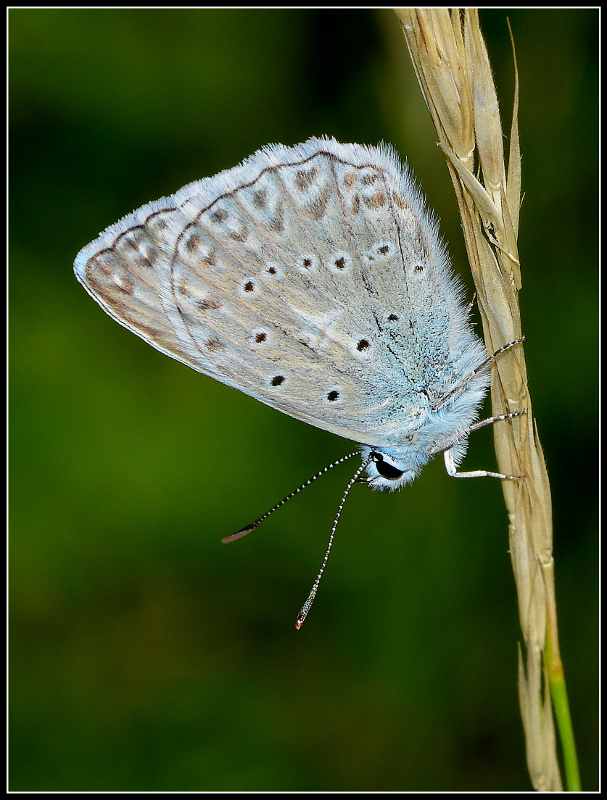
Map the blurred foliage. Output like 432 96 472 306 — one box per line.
9 8 597 791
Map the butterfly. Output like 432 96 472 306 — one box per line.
74 136 523 626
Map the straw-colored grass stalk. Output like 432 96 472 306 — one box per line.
394 8 579 791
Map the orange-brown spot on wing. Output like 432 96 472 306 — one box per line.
202 252 218 267
211 208 228 224
253 189 268 209
392 192 409 210
197 298 222 311
295 167 318 192
361 172 379 186
151 215 169 231
230 226 249 243
306 186 332 221
88 261 135 296
268 200 285 233
205 338 225 352
364 191 387 209
185 232 201 253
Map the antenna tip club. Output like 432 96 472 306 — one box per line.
221 523 258 544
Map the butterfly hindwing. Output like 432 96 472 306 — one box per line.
74 138 486 449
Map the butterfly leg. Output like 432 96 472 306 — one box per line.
444 410 526 480
467 409 526 434
444 448 522 480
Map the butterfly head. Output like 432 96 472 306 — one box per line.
361 446 429 491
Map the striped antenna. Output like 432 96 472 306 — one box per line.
222 451 360 544
295 453 376 630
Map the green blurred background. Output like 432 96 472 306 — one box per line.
9 9 597 791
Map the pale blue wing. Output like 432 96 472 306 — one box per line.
74 138 486 450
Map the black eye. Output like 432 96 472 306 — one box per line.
374 454 404 480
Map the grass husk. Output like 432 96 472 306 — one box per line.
394 8 580 791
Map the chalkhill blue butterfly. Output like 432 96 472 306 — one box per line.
74 137 523 627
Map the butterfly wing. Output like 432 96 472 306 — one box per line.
74 137 484 449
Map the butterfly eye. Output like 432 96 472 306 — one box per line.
374 454 404 480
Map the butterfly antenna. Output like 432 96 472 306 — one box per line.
222 451 360 544
295 453 376 630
